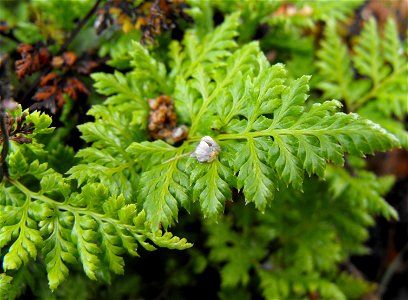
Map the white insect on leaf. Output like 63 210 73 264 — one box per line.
190 136 220 163
162 136 220 164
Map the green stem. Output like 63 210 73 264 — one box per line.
215 124 372 141
105 161 135 175
216 129 316 141
7 178 147 238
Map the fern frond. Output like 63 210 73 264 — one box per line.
353 18 388 85
40 211 77 290
317 17 407 117
130 41 168 94
67 105 141 199
326 166 398 221
336 272 376 299
88 72 149 127
383 18 405 70
126 141 189 229
234 137 275 212
67 70 154 200
71 214 100 280
204 178 372 299
105 30 141 70
1 202 43 270
170 12 239 80
258 270 346 300
217 75 397 208
317 17 407 147
1 109 191 291
307 0 364 23
357 108 408 148
101 15 400 228
2 178 192 290
146 230 192 250
188 42 260 135
316 21 354 105
371 18 408 120
204 208 268 289
0 273 13 299
190 158 235 218
139 160 189 229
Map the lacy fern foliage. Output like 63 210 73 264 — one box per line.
83 14 400 231
204 171 395 300
317 18 408 146
1 109 191 292
1 9 403 299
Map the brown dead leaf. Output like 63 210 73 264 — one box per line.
15 44 51 80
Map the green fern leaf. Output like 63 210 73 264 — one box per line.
8 149 29 179
317 17 407 121
357 108 408 148
373 18 408 119
336 272 376 299
190 157 235 218
130 41 168 93
99 222 125 275
1 206 43 270
75 13 399 235
71 214 100 280
259 0 363 30
139 161 189 229
0 273 13 299
189 42 259 135
259 270 346 300
235 137 275 212
218 74 398 209
1 103 192 294
25 110 54 135
117 16 399 227
147 230 192 250
353 18 388 85
2 167 191 291
308 0 364 23
316 21 354 104
326 166 398 220
205 212 267 288
67 105 140 199
383 18 404 70
40 170 71 198
91 72 148 127
126 141 190 229
40 212 77 290
178 12 240 79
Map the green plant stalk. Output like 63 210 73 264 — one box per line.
7 178 149 241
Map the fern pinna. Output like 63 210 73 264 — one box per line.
317 17 408 147
0 12 402 298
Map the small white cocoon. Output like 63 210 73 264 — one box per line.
191 136 220 163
